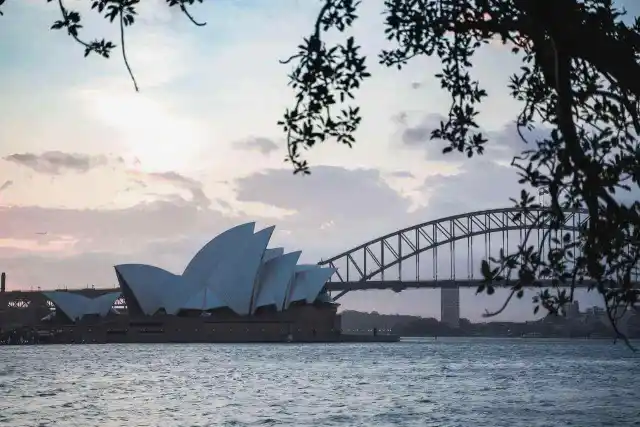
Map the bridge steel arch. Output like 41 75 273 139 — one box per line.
318 207 589 300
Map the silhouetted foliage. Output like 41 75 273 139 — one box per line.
0 0 205 91
279 0 640 347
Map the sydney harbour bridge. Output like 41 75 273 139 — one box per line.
2 207 636 327
317 207 620 327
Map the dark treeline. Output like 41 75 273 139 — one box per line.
340 310 640 339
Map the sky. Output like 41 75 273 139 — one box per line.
0 0 636 321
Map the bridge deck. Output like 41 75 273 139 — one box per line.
0 279 607 298
323 279 625 301
324 279 603 291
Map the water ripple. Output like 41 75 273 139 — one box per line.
1 338 638 426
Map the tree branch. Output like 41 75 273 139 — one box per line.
119 5 138 92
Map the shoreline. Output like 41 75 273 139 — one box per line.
0 329 401 346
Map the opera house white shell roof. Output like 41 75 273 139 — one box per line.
110 222 336 317
43 291 121 322
45 223 335 321
44 223 335 321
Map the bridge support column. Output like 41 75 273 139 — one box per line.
441 285 460 329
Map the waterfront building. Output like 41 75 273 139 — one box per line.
3 222 348 343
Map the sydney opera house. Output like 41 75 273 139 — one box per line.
13 223 346 343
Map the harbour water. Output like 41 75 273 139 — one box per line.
1 338 638 426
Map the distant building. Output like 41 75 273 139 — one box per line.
567 300 580 319
586 306 605 317
441 287 460 328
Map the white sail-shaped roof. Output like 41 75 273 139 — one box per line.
115 264 182 316
109 222 334 317
208 226 275 315
92 292 122 315
252 251 302 313
283 265 316 309
164 224 260 314
262 248 284 263
284 266 335 309
182 222 255 283
43 291 121 321
180 287 227 311
250 248 285 307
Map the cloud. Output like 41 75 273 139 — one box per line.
389 171 414 179
0 197 251 289
418 157 523 218
396 113 546 161
233 137 280 155
4 151 121 174
0 180 12 192
1 244 200 291
398 113 451 159
490 121 551 158
0 166 411 289
235 166 411 221
0 202 220 248
391 111 409 126
230 161 523 261
233 166 416 256
143 171 210 208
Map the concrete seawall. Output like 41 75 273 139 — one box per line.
339 334 400 343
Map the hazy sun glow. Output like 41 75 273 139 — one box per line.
78 88 205 172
